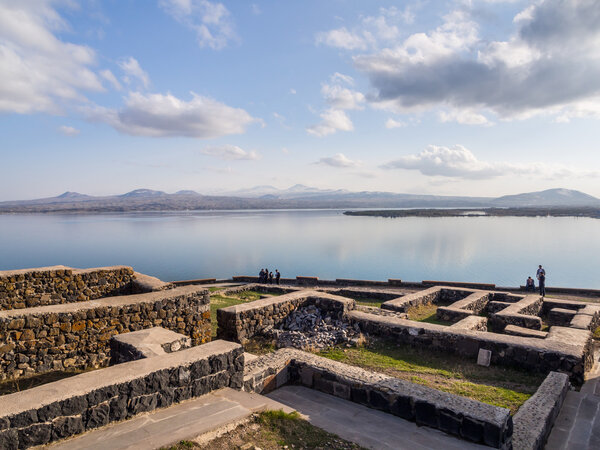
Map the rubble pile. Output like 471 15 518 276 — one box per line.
265 304 361 350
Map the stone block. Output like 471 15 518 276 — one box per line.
0 429 18 450
461 417 484 443
390 395 414 420
415 400 438 428
18 423 52 448
85 403 110 429
438 409 461 436
51 415 84 440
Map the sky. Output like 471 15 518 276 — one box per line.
1 0 600 201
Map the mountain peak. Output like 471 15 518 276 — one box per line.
119 189 166 198
57 191 88 199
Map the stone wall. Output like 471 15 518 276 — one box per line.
512 371 570 450
450 315 487 331
349 310 593 384
570 305 600 331
216 290 354 343
437 292 490 323
381 286 479 313
0 266 138 310
243 349 513 449
0 340 243 449
381 287 441 312
0 286 210 380
489 295 543 331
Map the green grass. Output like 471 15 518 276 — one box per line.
594 326 600 340
406 303 453 326
318 339 543 414
207 287 223 292
236 290 264 301
354 297 384 308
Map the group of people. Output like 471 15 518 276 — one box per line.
259 268 280 285
525 265 546 296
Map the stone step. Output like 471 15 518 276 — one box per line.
48 388 294 450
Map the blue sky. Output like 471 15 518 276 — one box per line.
1 0 600 201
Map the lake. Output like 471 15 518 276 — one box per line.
0 210 598 289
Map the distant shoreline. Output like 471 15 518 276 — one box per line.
343 207 600 219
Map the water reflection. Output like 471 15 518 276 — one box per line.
0 211 598 288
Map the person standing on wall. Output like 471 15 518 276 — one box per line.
536 265 545 281
538 271 546 297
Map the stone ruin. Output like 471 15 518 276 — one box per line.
264 304 362 350
1 267 599 449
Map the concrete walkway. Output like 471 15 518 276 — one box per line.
546 345 600 449
49 388 293 450
267 385 487 450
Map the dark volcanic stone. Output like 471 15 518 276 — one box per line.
51 415 84 440
18 423 51 447
415 400 438 428
85 403 110 429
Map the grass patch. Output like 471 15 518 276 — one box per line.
406 303 453 326
318 339 543 414
208 287 223 292
236 290 264 301
201 410 365 449
354 297 384 308
594 326 600 340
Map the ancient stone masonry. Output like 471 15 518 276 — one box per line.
109 327 192 364
437 291 491 323
216 290 354 343
0 266 139 310
512 371 570 450
0 286 210 380
0 340 243 449
243 349 513 449
349 310 593 384
489 295 544 331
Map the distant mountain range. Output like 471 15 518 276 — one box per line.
0 187 598 213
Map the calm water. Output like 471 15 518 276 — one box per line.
0 210 598 288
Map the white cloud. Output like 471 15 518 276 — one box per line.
201 144 259 160
85 91 257 138
58 125 80 136
306 109 353 137
307 72 365 137
354 1 600 122
321 84 365 110
289 88 297 95
251 4 261 15
316 6 416 51
118 57 150 88
382 145 600 179
438 108 491 126
0 1 104 114
316 27 371 51
159 0 236 50
100 69 122 91
385 118 406 129
315 153 361 168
